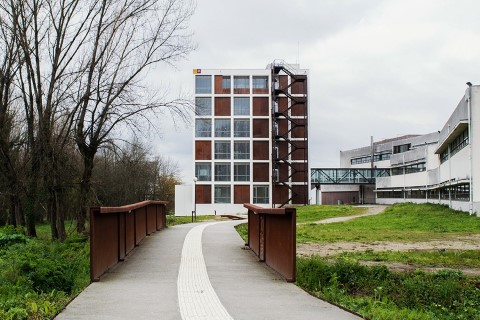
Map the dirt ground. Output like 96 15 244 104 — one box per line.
297 205 480 276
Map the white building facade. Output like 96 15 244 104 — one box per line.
334 84 480 215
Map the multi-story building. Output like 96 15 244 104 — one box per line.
178 61 309 215
312 84 479 215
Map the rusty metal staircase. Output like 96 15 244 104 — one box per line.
271 60 308 207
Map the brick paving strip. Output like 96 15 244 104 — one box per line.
177 223 234 320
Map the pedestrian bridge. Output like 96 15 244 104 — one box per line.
311 168 390 185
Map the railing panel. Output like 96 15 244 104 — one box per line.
90 200 167 282
243 204 296 282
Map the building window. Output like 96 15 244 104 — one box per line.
195 97 211 116
195 163 211 181
234 76 250 94
393 143 411 154
234 163 250 181
195 75 211 94
440 150 449 164
214 163 230 181
234 97 250 115
234 119 250 137
222 76 231 93
195 119 211 137
214 141 230 159
215 119 231 137
253 185 269 204
234 141 250 159
214 185 231 203
450 128 469 157
252 76 268 94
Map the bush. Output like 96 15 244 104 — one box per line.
297 256 480 320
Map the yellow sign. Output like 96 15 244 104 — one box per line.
193 69 201 74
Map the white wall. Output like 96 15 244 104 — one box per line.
174 185 193 216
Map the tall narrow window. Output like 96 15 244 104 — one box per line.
214 141 231 159
253 185 269 204
195 97 212 116
234 141 250 159
195 163 211 181
234 119 250 137
222 76 231 93
234 97 250 115
195 119 211 137
195 75 211 94
234 76 250 94
214 163 230 181
214 119 231 137
234 163 250 181
214 185 231 203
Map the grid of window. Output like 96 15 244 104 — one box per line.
393 144 411 154
195 163 211 181
214 141 230 159
440 150 449 164
234 163 250 181
214 163 230 181
195 119 211 137
253 185 269 204
234 141 250 159
391 162 426 176
351 152 392 165
215 119 231 137
234 119 250 137
234 97 250 115
214 185 231 203
252 76 268 89
234 76 250 90
195 97 211 116
195 75 211 94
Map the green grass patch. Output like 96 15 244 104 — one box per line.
297 256 480 320
0 225 89 320
166 214 216 226
296 205 367 224
336 250 480 269
297 203 480 243
235 223 248 243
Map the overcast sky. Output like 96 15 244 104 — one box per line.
150 0 480 183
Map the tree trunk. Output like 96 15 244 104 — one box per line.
77 149 95 234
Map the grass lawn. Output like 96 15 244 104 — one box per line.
297 202 480 243
166 214 217 226
296 205 367 223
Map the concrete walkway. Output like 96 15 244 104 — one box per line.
55 221 361 320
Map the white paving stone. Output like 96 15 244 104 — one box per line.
177 223 234 320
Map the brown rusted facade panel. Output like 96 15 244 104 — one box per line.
291 163 307 182
322 191 359 205
156 204 166 230
273 185 289 204
252 119 269 138
214 75 230 94
278 97 288 113
134 207 147 245
291 81 305 94
253 163 269 182
214 97 231 116
247 210 259 252
195 141 211 160
291 103 306 116
252 97 269 116
196 184 212 204
234 185 250 204
279 75 288 90
253 141 269 160
291 185 308 204
146 205 156 235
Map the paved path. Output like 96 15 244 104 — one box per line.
306 205 388 225
55 221 361 320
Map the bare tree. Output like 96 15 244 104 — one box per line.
73 0 195 233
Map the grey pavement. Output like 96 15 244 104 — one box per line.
55 220 361 320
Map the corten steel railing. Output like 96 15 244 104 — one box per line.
90 200 167 282
243 203 296 282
